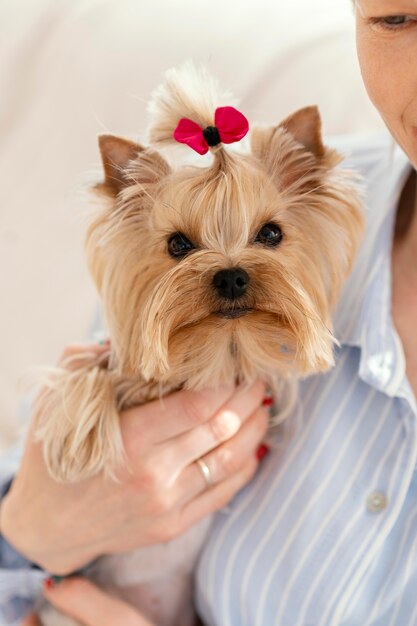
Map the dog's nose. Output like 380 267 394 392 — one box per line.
213 268 249 300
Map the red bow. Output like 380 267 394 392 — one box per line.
173 106 249 155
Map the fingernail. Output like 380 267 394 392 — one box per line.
43 575 63 591
262 396 273 407
256 443 270 461
98 338 110 346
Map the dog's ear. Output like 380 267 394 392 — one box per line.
97 134 170 196
279 106 325 158
251 106 336 192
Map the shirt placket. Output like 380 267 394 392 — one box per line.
329 403 417 626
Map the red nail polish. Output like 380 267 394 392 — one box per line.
256 443 270 461
43 577 55 590
262 396 273 407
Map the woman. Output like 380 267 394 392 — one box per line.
2 0 417 623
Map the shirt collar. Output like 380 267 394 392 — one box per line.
333 143 414 400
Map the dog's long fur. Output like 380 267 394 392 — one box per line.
34 65 363 625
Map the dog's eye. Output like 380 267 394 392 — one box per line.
255 223 283 247
167 232 195 258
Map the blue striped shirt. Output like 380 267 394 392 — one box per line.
195 134 417 625
1 133 416 625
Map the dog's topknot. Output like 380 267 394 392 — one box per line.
147 63 235 151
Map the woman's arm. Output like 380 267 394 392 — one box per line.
0 342 268 575
0 340 267 625
0 442 43 626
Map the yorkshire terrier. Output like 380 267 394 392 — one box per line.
34 64 363 626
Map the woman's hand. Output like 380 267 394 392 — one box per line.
0 342 268 575
21 577 155 626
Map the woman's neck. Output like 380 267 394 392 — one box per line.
393 169 417 290
391 168 417 399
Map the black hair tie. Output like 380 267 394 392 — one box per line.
202 126 221 147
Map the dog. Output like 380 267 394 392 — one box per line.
34 64 363 626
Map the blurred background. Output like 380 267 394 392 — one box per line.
0 0 384 451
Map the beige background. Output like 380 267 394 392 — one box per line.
0 0 384 451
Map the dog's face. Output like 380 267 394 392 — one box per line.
88 107 363 389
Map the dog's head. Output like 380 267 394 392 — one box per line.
87 67 363 389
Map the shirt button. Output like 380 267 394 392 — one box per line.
366 491 388 513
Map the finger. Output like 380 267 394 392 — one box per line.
44 577 154 626
21 615 40 626
175 455 259 537
121 384 236 449
175 404 268 504
163 380 266 473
